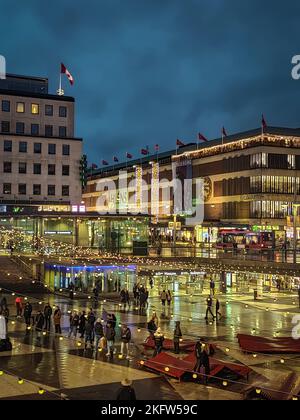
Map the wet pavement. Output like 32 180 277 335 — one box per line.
0 286 300 400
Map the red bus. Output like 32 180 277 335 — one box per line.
216 229 275 250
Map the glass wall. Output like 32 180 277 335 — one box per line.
44 264 137 293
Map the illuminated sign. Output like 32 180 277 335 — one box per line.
44 231 72 235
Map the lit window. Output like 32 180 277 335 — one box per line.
16 102 25 113
31 104 39 114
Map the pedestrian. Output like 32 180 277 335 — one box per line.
173 321 182 354
53 306 62 334
79 311 86 338
69 311 79 338
193 338 210 384
120 288 126 309
0 296 7 312
35 310 45 337
216 299 222 320
149 278 154 289
84 321 94 350
105 321 116 357
153 327 164 357
15 296 23 318
44 303 52 332
167 290 172 307
147 317 157 338
133 284 138 304
210 280 215 296
108 313 117 329
205 296 215 321
88 309 96 340
125 289 130 308
160 290 167 307
298 287 300 309
24 302 32 327
94 318 104 351
120 324 131 359
116 379 137 401
0 311 7 340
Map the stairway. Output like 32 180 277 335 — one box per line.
0 256 45 294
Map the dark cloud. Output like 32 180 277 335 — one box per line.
1 0 300 163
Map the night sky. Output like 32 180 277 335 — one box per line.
1 0 300 165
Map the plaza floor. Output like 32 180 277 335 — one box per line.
0 287 300 400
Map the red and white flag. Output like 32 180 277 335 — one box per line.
198 133 208 142
61 63 74 86
176 139 185 147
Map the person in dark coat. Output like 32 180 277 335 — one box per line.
116 379 136 401
120 324 131 359
216 299 222 320
79 311 86 338
35 311 45 338
105 321 116 356
147 318 157 338
194 338 210 383
44 303 52 332
94 318 104 351
173 321 182 354
205 296 215 321
84 321 94 350
24 302 33 327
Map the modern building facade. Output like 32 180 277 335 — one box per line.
83 126 300 248
0 74 83 213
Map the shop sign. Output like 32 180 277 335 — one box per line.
168 222 182 230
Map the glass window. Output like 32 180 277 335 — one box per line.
62 185 69 196
19 162 27 174
62 165 70 176
45 104 53 116
48 164 56 175
59 106 67 118
4 140 12 152
16 122 25 134
3 162 12 173
48 185 55 196
288 155 296 170
33 163 41 175
31 103 39 114
2 100 10 112
45 125 53 137
62 144 70 155
34 143 42 154
59 126 67 137
1 121 10 133
31 124 39 136
18 184 27 195
33 184 41 195
16 102 25 113
3 183 11 195
48 144 56 155
19 141 27 153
